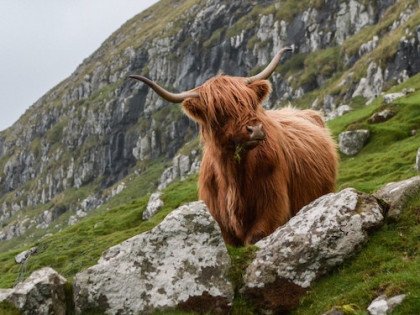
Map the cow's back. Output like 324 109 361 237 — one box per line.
266 108 338 214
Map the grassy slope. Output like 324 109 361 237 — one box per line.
0 78 418 314
0 1 419 313
294 195 420 315
332 74 420 192
0 174 198 288
292 76 420 314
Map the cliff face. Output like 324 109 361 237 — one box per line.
0 0 419 241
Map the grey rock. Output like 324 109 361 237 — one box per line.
243 188 384 312
15 247 38 264
157 151 201 191
68 215 78 226
402 87 415 95
374 176 420 220
73 201 233 314
0 289 13 304
416 148 420 172
142 192 164 220
338 129 370 156
383 92 405 104
110 182 126 197
367 294 406 315
383 87 415 104
1 267 67 315
368 109 395 123
352 62 383 101
326 104 352 121
335 0 374 45
359 35 379 57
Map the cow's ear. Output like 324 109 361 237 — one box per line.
182 98 206 124
248 80 272 102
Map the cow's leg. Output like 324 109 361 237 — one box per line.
244 198 291 245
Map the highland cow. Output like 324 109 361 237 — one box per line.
130 48 338 246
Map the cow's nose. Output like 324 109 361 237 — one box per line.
246 123 266 141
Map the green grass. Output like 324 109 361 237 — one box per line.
1 2 420 312
289 77 420 314
1 81 419 313
329 78 420 192
228 246 258 315
0 300 20 315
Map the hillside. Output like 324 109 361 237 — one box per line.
0 0 419 314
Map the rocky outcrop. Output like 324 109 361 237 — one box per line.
158 150 201 191
326 104 352 121
374 176 420 220
368 109 395 123
0 267 67 315
15 247 37 264
143 148 201 220
73 201 233 314
142 192 164 220
338 129 370 156
383 88 415 104
352 61 383 102
2 0 417 243
242 188 385 312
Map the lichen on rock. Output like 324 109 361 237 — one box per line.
73 201 234 314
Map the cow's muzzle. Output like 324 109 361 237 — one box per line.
245 124 266 147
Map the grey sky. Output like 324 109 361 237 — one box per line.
0 0 159 132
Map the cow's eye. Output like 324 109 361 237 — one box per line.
218 116 228 127
216 110 228 127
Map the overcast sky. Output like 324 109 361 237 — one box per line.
0 0 159 132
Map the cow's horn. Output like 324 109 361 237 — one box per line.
245 47 293 84
129 75 199 103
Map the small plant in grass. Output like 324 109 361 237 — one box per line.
228 245 258 315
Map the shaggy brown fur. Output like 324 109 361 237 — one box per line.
182 76 338 246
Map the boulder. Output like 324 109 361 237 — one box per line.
142 192 164 220
73 201 233 314
326 104 352 121
383 92 405 104
0 267 67 315
367 294 406 315
416 148 420 172
368 109 395 123
15 247 37 264
352 62 383 102
338 129 370 156
374 176 420 220
242 188 385 312
383 88 415 104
